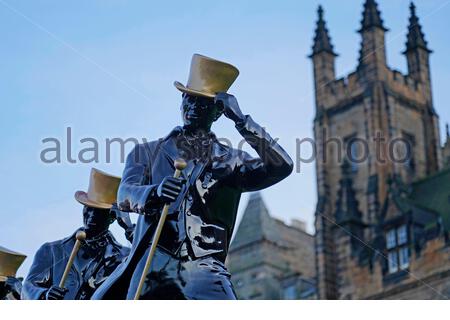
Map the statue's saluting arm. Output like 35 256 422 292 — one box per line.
214 92 293 192
117 93 293 215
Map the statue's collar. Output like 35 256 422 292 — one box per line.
164 126 183 140
160 127 228 168
164 126 218 141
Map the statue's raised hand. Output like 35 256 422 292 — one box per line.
214 92 245 124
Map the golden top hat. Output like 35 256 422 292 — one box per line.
74 168 121 209
174 54 239 98
0 246 26 281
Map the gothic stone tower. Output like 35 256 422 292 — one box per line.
311 1 448 299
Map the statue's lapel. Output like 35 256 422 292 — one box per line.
160 137 187 178
159 133 230 179
211 141 228 161
157 126 182 171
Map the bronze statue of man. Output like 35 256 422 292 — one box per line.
93 54 293 300
22 169 131 300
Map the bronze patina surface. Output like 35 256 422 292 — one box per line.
93 54 293 300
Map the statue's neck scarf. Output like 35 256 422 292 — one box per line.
180 129 215 161
82 230 110 252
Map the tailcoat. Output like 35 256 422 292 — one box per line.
93 116 293 299
22 230 129 300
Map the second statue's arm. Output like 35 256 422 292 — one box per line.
117 144 158 215
215 93 294 192
117 144 184 215
21 244 67 300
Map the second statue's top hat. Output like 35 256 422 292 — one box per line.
74 168 121 209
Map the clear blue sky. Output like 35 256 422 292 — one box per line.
0 0 449 277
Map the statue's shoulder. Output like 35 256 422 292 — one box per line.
35 241 52 253
217 139 240 156
135 140 159 151
129 140 160 161
49 234 74 246
34 237 67 255
130 127 181 161
136 127 182 155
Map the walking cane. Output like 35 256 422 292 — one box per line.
134 158 187 300
59 230 86 288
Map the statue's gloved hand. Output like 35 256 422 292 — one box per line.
109 204 134 242
112 205 133 229
44 285 68 300
5 277 22 299
124 226 135 243
112 207 136 243
155 176 185 204
214 92 245 124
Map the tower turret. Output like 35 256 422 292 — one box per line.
310 5 337 110
404 2 432 102
357 0 388 78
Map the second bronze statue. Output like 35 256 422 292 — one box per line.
22 169 132 300
92 54 294 300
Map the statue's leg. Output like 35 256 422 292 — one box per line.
127 247 184 300
179 256 237 300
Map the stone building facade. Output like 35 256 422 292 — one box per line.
443 125 450 167
311 0 450 299
226 193 316 299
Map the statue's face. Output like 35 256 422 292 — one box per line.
82 206 112 235
180 93 223 131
